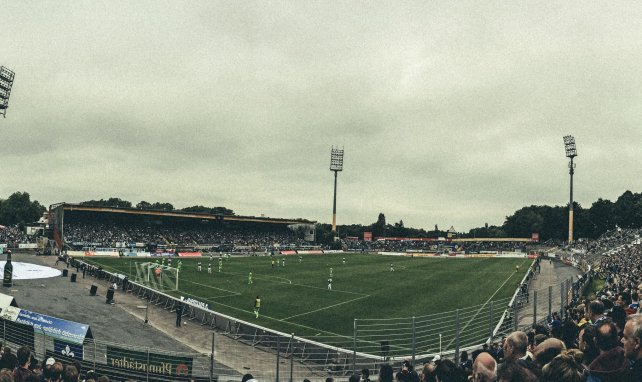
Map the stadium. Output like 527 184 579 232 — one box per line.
2 200 632 382
3 3 642 382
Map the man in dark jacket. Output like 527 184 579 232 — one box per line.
12 346 32 382
587 321 629 382
0 346 18 371
622 314 642 382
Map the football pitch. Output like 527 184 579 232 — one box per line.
84 253 530 344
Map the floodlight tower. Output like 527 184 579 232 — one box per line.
330 147 344 241
0 66 16 118
563 135 578 244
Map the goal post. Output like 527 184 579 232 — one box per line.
134 262 179 291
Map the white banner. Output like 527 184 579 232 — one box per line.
18 243 38 249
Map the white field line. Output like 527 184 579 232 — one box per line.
188 297 356 340
282 294 371 321
444 259 528 350
223 271 365 296
181 279 240 296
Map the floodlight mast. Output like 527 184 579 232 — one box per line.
330 147 344 241
0 66 16 118
563 135 577 244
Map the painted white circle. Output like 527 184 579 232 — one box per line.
0 262 62 280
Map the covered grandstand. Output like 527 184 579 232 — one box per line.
48 203 316 253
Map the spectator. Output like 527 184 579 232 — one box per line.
433 359 465 382
458 351 472 372
540 349 586 382
0 347 17 371
0 369 13 382
588 300 607 328
586 321 628 381
579 324 599 365
502 331 532 362
496 360 538 382
361 368 371 382
621 314 642 381
533 338 566 369
471 352 496 382
379 364 394 382
13 346 32 382
48 362 63 382
62 366 78 382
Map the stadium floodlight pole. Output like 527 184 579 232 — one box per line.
0 66 16 118
330 147 344 241
563 135 577 244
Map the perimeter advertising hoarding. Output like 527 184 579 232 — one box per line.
177 252 202 257
53 339 84 359
0 306 91 345
107 345 193 379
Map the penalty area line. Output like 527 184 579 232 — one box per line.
281 294 371 321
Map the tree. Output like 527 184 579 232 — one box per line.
372 213 386 238
136 201 152 209
150 202 174 211
614 191 642 228
588 198 616 236
503 206 545 238
0 192 45 226
80 198 132 208
181 205 234 215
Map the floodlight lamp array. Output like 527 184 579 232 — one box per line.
563 135 577 158
330 147 344 172
0 66 16 118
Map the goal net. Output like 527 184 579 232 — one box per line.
134 262 179 291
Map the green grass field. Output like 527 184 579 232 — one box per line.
85 253 529 345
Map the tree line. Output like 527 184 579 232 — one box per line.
1 190 641 242
0 193 234 227
320 190 642 243
78 198 234 215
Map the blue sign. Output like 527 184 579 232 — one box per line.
54 339 84 359
8 307 91 345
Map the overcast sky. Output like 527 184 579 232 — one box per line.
2 1 641 232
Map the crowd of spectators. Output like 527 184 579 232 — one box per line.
566 228 642 265
0 225 29 248
63 222 307 252
362 312 642 381
0 343 122 382
344 238 529 254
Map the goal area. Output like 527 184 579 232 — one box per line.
134 262 179 291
